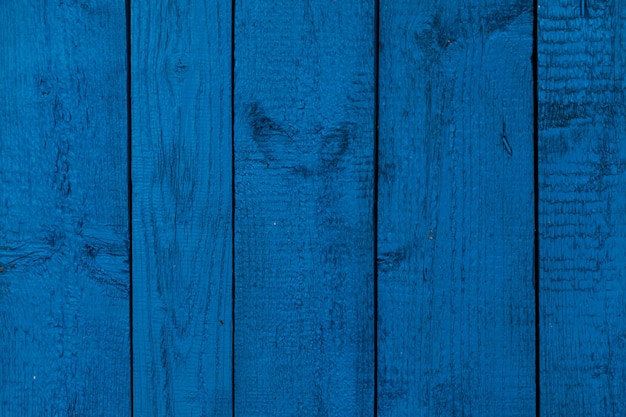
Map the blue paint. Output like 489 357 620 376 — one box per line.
0 1 130 415
378 1 536 415
234 1 376 415
538 1 626 415
1 2 624 415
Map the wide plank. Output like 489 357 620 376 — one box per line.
234 1 376 415
131 1 232 415
538 1 626 415
378 1 536 415
0 1 130 415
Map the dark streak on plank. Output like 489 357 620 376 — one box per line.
0 1 130 415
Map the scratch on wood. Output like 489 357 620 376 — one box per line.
502 121 513 156
581 0 587 17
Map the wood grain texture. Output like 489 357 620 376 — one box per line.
0 1 130 415
538 1 626 415
377 1 536 415
234 1 375 415
131 1 232 415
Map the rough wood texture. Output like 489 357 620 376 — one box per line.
234 1 375 415
377 1 536 415
0 1 130 415
538 1 626 415
131 1 232 415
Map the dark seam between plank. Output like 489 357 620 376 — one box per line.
231 0 236 415
532 0 540 415
373 0 380 415
125 0 134 415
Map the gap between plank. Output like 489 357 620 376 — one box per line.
373 0 380 415
231 0 236 415
125 0 134 415
532 0 540 416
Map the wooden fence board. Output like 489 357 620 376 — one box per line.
538 1 626 415
377 2 536 415
0 1 130 415
131 1 232 415
233 1 376 415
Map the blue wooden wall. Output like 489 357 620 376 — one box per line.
0 1 624 416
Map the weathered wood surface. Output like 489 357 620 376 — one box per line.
131 1 232 415
538 1 626 415
0 1 130 415
234 1 376 415
3 2 626 414
377 1 536 415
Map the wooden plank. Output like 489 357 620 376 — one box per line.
233 1 375 415
538 1 626 415
0 1 129 415
131 1 232 415
377 2 536 415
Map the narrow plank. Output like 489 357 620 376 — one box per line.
378 1 536 415
538 1 626 415
234 1 375 415
131 1 232 415
0 1 129 415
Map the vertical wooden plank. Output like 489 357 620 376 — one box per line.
0 1 129 415
131 1 232 415
539 1 626 415
234 1 375 415
378 2 536 415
